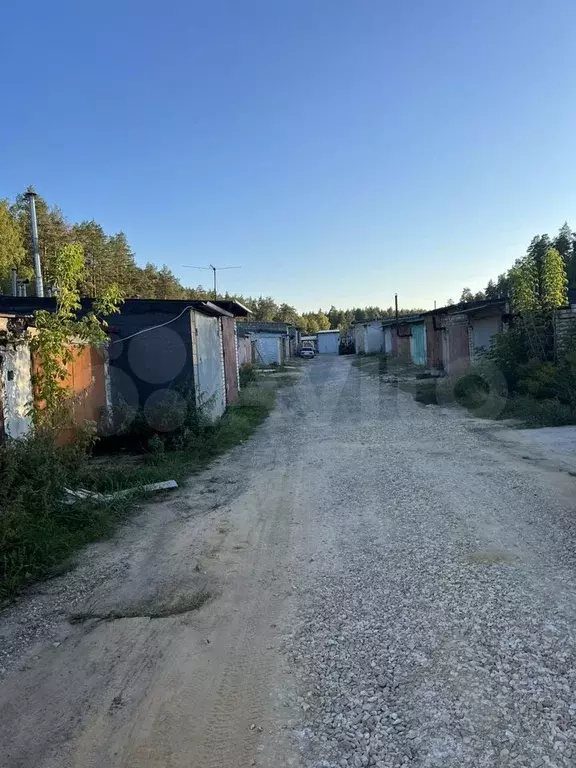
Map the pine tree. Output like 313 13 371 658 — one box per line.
11 190 70 286
554 222 573 264
485 279 498 299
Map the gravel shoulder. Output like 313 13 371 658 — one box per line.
2 356 576 767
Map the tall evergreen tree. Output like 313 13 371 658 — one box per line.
554 222 573 265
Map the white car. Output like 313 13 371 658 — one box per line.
300 347 315 359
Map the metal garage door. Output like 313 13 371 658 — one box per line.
192 311 226 421
471 317 501 359
410 323 426 366
255 335 281 365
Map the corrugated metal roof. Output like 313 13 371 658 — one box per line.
421 298 507 317
211 300 252 317
380 314 423 327
240 321 292 333
0 296 232 318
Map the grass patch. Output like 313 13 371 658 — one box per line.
498 395 576 427
0 386 275 601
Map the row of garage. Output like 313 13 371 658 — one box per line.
353 299 508 375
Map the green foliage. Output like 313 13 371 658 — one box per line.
11 190 70 286
502 396 575 427
508 238 567 313
30 243 123 429
509 259 539 312
453 373 490 409
460 222 575 306
0 383 276 598
485 325 531 391
239 364 258 387
541 247 568 310
553 222 573 263
0 435 116 599
480 317 576 426
0 200 27 290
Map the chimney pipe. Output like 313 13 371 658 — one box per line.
395 293 399 324
11 268 17 297
25 188 44 297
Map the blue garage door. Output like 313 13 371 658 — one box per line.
410 323 426 366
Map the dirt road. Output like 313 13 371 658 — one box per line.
3 357 576 767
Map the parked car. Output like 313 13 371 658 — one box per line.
300 347 315 359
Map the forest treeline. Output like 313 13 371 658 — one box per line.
453 223 576 307
0 189 421 333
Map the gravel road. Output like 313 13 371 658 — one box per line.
2 356 576 768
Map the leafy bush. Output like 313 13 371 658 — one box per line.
502 396 576 427
485 326 530 390
239 364 258 388
453 373 490 409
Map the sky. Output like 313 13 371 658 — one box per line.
3 0 576 312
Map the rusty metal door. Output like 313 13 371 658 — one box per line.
221 317 239 404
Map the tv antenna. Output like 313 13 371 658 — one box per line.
182 264 241 299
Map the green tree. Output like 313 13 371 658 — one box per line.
105 232 139 294
70 221 109 297
485 279 498 299
510 237 567 312
274 303 299 324
315 310 330 330
541 247 568 310
495 272 511 298
250 296 278 321
304 316 320 334
554 222 573 264
30 244 123 429
11 189 70 289
0 200 27 290
155 265 185 299
460 287 474 303
509 258 538 312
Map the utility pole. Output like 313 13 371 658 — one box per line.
210 264 217 299
25 188 44 297
182 264 241 299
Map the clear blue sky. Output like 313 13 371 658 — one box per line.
3 0 576 312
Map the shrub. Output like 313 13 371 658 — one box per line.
503 396 576 427
453 373 491 409
485 326 531 391
239 364 258 388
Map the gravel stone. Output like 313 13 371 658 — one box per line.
284 357 576 768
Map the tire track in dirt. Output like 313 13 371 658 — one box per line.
122 436 305 768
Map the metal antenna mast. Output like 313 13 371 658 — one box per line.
182 264 241 299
